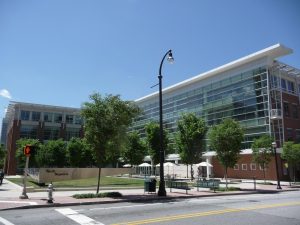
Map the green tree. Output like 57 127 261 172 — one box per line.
282 141 300 183
145 121 170 166
209 118 244 189
16 138 40 168
122 132 147 172
66 137 95 167
36 139 67 167
0 144 6 169
251 135 273 184
176 113 207 179
81 93 140 193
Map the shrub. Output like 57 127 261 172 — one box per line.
72 192 122 199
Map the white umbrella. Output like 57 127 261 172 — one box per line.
196 162 213 167
123 164 132 168
156 162 176 175
138 163 151 167
155 162 176 167
164 162 175 167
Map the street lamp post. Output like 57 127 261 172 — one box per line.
272 142 282 189
157 49 174 197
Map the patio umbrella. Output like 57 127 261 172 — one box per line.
123 164 132 168
138 163 151 167
138 163 151 176
196 162 213 167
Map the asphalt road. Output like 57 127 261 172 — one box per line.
1 191 300 225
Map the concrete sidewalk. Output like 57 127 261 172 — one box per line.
1 178 299 211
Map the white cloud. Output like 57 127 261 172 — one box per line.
0 89 12 99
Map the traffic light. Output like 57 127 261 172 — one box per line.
23 145 32 156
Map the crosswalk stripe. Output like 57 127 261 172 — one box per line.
55 208 105 225
0 217 15 225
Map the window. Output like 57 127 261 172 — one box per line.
74 115 82 125
259 165 267 170
20 125 37 139
54 113 63 123
234 164 239 170
296 129 300 143
44 126 60 140
66 115 74 124
242 164 247 170
286 128 293 141
283 102 290 117
250 163 256 170
44 112 53 122
292 104 298 119
32 111 41 121
287 81 295 93
281 79 287 91
65 127 80 141
20 110 30 120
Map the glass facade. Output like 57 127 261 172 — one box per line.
20 125 38 139
44 126 60 140
132 66 270 149
65 127 80 141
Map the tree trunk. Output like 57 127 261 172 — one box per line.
190 164 194 180
225 166 228 190
96 167 101 194
263 164 266 184
293 166 296 184
186 164 189 178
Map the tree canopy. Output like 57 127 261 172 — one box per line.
282 141 300 182
251 134 273 183
145 121 170 165
176 113 207 179
122 131 147 166
66 137 95 167
209 118 244 188
176 113 207 164
81 93 140 166
81 93 140 193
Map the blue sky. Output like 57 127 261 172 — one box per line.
1 0 300 125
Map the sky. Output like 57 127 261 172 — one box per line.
1 0 300 127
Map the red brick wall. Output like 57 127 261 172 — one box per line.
282 93 300 141
5 120 21 175
212 154 286 180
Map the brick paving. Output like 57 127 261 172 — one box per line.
1 178 299 211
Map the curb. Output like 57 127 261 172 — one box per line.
3 188 299 211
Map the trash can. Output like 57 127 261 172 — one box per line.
144 178 156 193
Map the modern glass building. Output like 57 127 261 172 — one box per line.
1 101 83 175
132 44 300 180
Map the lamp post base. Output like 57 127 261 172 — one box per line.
277 185 282 190
157 182 167 196
19 193 28 199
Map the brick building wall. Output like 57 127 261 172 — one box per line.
212 154 287 180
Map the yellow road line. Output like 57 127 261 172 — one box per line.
111 201 300 225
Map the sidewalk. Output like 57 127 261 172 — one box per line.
1 178 299 211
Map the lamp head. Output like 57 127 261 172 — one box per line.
167 51 174 64
272 142 277 148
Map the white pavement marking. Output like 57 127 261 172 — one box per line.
0 217 15 225
0 200 38 205
55 208 105 225
89 203 163 211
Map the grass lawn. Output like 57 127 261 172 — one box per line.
7 176 145 188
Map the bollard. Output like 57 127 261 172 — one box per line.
253 177 256 191
47 183 54 203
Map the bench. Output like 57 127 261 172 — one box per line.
196 179 220 191
167 180 190 194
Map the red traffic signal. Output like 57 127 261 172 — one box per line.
23 145 32 156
